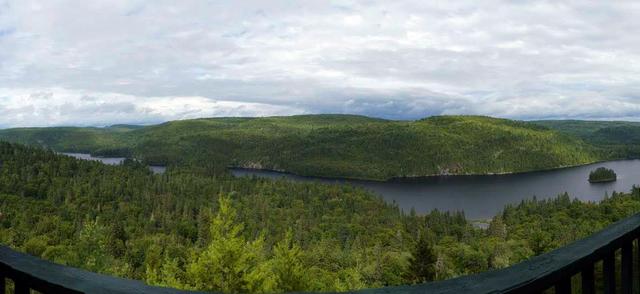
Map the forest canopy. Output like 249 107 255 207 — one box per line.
1 141 639 292
0 115 602 180
588 167 617 183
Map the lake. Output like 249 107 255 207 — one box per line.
61 152 640 219
231 160 640 220
61 153 166 174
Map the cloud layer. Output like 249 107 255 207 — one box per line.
2 0 640 126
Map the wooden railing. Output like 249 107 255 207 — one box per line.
0 246 203 294
2 214 640 293
358 213 640 294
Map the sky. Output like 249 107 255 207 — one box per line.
1 1 640 127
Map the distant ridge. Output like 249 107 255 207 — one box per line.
532 120 640 159
107 124 145 129
0 114 603 180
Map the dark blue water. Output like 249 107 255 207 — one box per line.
231 160 640 219
62 151 640 219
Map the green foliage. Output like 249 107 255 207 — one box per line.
0 115 600 180
186 195 270 293
0 141 409 292
532 120 640 159
270 230 307 292
1 141 640 293
588 167 617 183
405 233 437 283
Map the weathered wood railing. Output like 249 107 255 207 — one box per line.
359 213 640 294
0 246 205 294
2 213 640 294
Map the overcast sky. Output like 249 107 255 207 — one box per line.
1 1 640 127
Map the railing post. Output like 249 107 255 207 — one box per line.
604 251 616 294
622 241 633 294
581 263 595 294
14 278 29 294
554 278 571 294
637 238 640 294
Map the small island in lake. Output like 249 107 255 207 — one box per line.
588 167 617 183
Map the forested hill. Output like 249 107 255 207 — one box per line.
531 120 640 159
0 115 600 180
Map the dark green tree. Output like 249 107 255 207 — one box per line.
406 233 437 283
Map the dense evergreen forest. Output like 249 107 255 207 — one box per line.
0 115 600 180
588 167 617 183
1 141 640 292
532 120 640 159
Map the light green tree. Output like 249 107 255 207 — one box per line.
75 219 112 273
186 195 271 293
270 229 307 292
146 255 187 289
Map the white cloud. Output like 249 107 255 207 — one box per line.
1 0 640 127
0 88 304 127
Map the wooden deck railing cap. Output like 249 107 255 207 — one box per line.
0 245 206 294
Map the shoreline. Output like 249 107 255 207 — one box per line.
230 158 637 183
589 178 617 183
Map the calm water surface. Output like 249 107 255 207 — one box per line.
61 152 640 219
232 160 640 219
61 153 166 174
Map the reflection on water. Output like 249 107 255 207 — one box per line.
149 166 167 174
232 160 640 219
62 153 125 165
61 153 166 174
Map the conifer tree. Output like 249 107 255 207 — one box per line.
186 195 267 293
271 229 307 292
406 233 437 283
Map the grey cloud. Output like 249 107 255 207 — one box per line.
59 101 137 115
1 0 640 127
